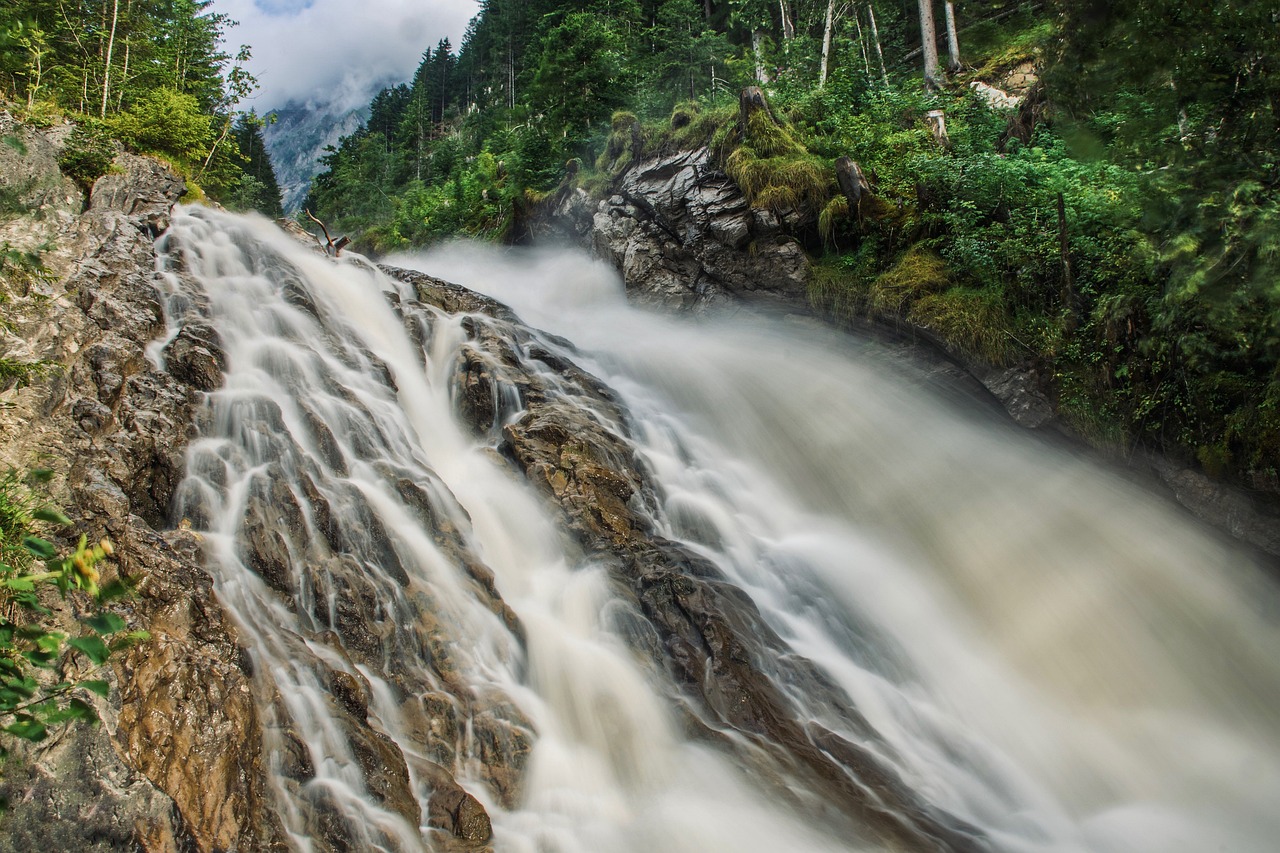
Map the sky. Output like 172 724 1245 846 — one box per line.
211 0 479 114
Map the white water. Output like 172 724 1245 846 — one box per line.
157 206 1280 853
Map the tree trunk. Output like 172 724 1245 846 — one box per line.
854 9 871 80
917 0 940 90
926 109 950 147
819 0 835 87
868 3 889 85
778 0 795 40
752 30 768 84
1057 191 1078 330
100 0 119 117
944 1 961 73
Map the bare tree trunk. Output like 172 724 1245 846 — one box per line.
917 0 940 90
819 0 835 87
854 9 871 79
944 1 961 73
778 0 795 39
703 0 713 21
868 3 889 85
1057 192 1078 330
100 0 119 117
752 30 768 84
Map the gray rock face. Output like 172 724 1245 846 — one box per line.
0 110 82 218
979 366 1056 429
547 147 810 309
0 130 284 853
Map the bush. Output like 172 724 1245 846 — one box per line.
57 123 115 192
111 89 212 162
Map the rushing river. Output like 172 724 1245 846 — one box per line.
157 206 1280 852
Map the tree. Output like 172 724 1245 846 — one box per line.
916 0 939 88
529 12 627 138
943 0 959 73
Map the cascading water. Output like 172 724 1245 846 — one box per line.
155 205 1280 853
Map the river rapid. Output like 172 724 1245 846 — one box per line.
157 206 1280 853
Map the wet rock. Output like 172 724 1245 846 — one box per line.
453 346 498 435
1152 458 1280 558
979 366 1055 429
329 669 370 721
471 709 534 808
424 765 492 844
163 322 225 392
345 720 420 826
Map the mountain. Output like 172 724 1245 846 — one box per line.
262 98 368 213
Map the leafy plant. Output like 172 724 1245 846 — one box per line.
57 123 116 192
0 468 145 758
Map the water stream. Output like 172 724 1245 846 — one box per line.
157 206 1280 852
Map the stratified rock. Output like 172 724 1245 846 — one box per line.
90 153 186 235
979 366 1055 429
424 764 493 844
162 322 225 392
542 146 811 309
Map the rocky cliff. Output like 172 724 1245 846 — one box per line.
0 114 285 851
540 147 810 311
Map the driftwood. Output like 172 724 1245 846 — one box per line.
304 209 350 256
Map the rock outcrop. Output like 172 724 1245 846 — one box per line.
543 147 810 310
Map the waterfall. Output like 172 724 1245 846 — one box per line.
157 206 1280 853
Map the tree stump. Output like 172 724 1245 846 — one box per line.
835 156 872 220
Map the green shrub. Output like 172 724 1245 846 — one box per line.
111 89 212 162
57 123 115 192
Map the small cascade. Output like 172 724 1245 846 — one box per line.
153 207 1280 853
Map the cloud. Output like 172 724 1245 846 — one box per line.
213 0 478 113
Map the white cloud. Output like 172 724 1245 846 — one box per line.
212 0 478 113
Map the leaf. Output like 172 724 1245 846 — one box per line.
109 630 150 652
31 507 72 526
5 717 47 742
79 680 110 698
21 536 57 561
96 576 139 602
84 612 126 636
3 577 34 592
67 635 110 666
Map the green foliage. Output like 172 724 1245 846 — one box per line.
0 469 145 759
868 245 948 314
111 89 213 162
301 0 1279 489
57 123 116 192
